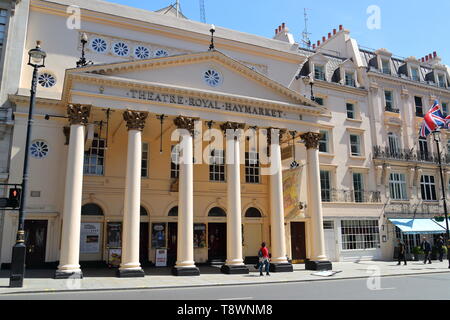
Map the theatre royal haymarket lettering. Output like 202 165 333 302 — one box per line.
128 89 285 118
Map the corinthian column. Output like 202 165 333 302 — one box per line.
172 116 200 276
301 132 332 271
118 110 148 277
220 122 249 274
55 104 91 279
268 128 293 272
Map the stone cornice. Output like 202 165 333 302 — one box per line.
312 79 368 97
65 73 324 117
367 71 450 97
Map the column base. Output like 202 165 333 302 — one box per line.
55 270 83 279
269 263 294 273
220 264 249 275
172 266 200 276
305 260 332 271
117 268 145 278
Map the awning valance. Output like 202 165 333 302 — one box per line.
389 218 447 235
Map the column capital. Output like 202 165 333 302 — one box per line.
67 104 91 125
123 110 148 131
220 122 245 138
173 116 198 135
267 127 286 145
301 132 321 150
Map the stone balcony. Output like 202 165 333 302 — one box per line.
373 146 450 165
322 189 381 203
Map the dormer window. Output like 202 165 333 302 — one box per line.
438 74 446 88
314 65 325 81
381 59 391 75
411 67 420 81
345 72 356 87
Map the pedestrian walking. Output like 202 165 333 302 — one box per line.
437 236 445 262
258 242 270 276
397 239 407 265
420 237 432 264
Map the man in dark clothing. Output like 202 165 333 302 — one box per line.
397 239 407 265
437 236 445 262
420 237 432 264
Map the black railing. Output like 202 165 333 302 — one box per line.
385 106 400 113
322 189 381 203
373 146 450 165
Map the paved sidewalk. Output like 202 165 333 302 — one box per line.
0 260 449 295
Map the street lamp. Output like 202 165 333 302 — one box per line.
9 41 46 288
432 130 450 269
76 33 93 68
209 24 216 51
309 76 315 102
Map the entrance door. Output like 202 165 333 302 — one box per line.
167 222 177 266
24 220 48 268
208 223 227 261
324 221 337 262
290 222 306 263
139 222 149 266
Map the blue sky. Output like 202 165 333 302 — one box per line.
105 0 450 64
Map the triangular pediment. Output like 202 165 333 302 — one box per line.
65 50 321 109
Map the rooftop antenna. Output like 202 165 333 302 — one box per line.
301 8 312 49
199 0 206 23
176 0 180 18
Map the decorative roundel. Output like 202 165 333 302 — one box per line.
134 46 150 59
203 69 222 87
90 37 108 53
38 73 56 88
154 49 169 58
30 140 49 159
112 42 130 57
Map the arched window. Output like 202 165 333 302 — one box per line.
245 207 262 218
168 206 178 216
208 207 226 217
140 206 148 216
81 203 104 216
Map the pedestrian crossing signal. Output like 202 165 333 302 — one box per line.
8 188 21 208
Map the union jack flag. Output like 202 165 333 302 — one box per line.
445 115 450 129
419 100 445 138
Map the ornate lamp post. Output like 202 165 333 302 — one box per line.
9 41 46 288
76 33 93 68
209 24 216 51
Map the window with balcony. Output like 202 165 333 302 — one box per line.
319 130 329 153
320 170 331 202
314 65 325 81
388 132 401 156
418 137 429 161
345 72 356 87
385 91 397 113
415 96 423 117
389 173 408 200
350 134 361 156
353 173 364 203
420 175 437 201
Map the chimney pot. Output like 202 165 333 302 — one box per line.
278 26 282 32
426 56 429 61
317 40 321 46
339 25 343 31
312 44 316 49
429 54 432 59
322 36 326 42
275 28 278 34
433 51 437 58
328 33 332 39
333 29 337 35
282 22 285 29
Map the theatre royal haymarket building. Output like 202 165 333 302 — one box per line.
0 0 407 278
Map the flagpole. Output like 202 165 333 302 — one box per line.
432 130 450 268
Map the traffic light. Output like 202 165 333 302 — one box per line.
8 188 21 209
